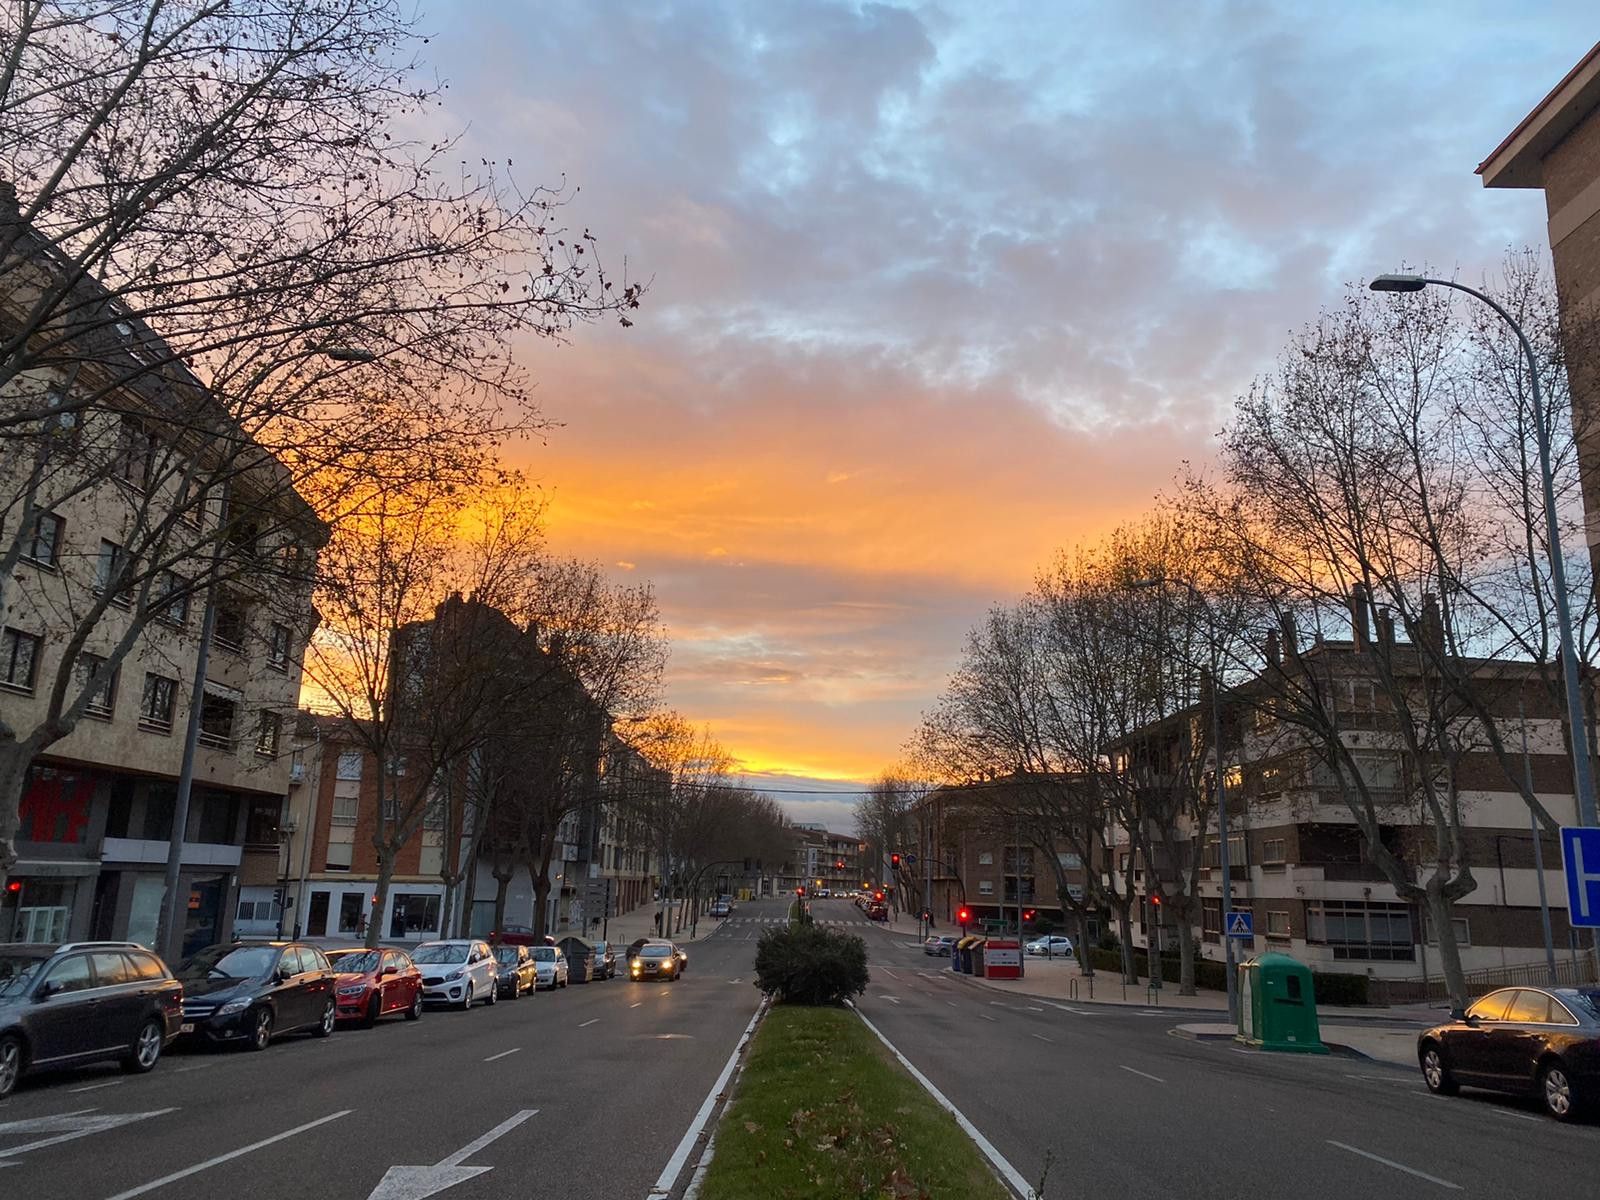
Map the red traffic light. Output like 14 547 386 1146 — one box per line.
1023 909 1036 922
796 886 806 897
3 880 20 895
890 853 901 867
957 907 971 924
1150 893 1162 906
873 890 884 902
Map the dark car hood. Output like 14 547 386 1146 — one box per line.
178 975 262 1000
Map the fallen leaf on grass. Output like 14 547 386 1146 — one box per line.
743 1121 760 1134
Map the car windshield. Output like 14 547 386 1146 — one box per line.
530 947 556 962
493 946 521 965
1568 990 1600 1020
411 944 469 964
178 945 278 980
331 950 381 973
0 954 44 998
640 945 671 958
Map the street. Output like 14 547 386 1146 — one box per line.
5 898 1592 1200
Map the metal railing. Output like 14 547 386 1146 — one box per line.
1370 955 1598 1006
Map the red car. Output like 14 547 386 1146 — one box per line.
492 924 554 948
325 948 423 1026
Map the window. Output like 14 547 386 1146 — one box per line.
76 653 117 719
22 511 63 567
126 952 166 982
236 898 281 923
1466 991 1515 1022
140 673 177 731
325 841 353 870
198 689 237 749
1057 851 1083 870
1306 899 1414 961
389 893 441 936
255 711 282 757
155 571 190 625
978 851 994 865
1202 834 1247 869
331 792 359 827
1266 910 1291 939
1504 990 1554 1024
225 513 261 558
40 954 94 995
89 951 132 986
978 880 994 895
279 540 307 580
336 751 364 781
338 892 363 929
244 795 280 845
1118 851 1130 872
2 628 41 691
213 597 247 653
96 540 131 606
1343 679 1378 710
382 798 401 822
267 623 290 670
116 414 157 488
1262 838 1287 864
1424 913 1472 947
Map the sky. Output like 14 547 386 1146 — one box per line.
422 1 1595 832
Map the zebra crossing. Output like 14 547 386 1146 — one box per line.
718 916 871 927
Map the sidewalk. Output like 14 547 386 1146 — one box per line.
1174 1021 1425 1068
951 952 1452 1023
600 900 717 947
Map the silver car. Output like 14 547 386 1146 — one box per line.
412 940 499 1010
530 946 568 990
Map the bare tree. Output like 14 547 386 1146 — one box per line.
0 0 642 881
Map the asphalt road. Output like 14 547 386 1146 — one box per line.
0 908 784 1200
840 897 1599 1200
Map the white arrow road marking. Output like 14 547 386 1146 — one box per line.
876 995 901 1005
103 1110 349 1200
0 1107 176 1160
363 1109 540 1200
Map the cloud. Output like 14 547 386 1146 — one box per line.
419 1 1594 815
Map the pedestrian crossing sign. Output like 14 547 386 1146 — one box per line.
1226 912 1253 938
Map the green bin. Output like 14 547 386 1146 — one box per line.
1237 953 1327 1054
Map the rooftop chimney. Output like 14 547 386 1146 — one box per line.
1351 584 1371 650
1265 626 1280 666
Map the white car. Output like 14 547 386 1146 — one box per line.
413 940 499 1009
1025 936 1075 958
530 945 568 989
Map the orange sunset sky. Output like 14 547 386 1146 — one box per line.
422 2 1588 830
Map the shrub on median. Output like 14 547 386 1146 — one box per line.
754 922 868 1005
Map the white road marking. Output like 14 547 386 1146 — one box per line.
438 1109 538 1167
578 1019 600 1028
68 1080 124 1094
876 995 902 1005
1120 1065 1165 1083
979 1014 997 1022
881 967 901 979
945 1001 957 1008
630 1002 643 1009
849 1003 1038 1200
1325 1140 1461 1190
1026 1005 1044 1012
1031 1033 1053 1043
646 999 768 1199
483 1048 521 1062
0 1108 175 1160
103 1110 351 1200
1488 1108 1540 1123
363 1110 539 1199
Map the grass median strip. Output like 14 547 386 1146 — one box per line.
698 1005 1010 1200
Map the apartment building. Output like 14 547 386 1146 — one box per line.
775 825 861 896
1 189 322 958
908 786 1094 934
1106 631 1585 985
1478 43 1600 575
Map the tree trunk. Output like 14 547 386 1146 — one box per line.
531 871 552 937
458 858 478 938
1176 909 1197 996
438 872 455 944
0 746 31 886
1425 884 1468 1011
1076 909 1096 977
491 866 512 932
1116 903 1137 983
366 848 396 949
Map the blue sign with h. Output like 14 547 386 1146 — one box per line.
1561 827 1600 929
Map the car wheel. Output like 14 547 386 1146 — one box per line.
1540 1059 1581 1121
485 979 499 1007
460 982 473 1012
246 1007 274 1052
1419 1043 1457 1096
313 999 336 1038
363 994 381 1028
121 1018 164 1074
405 991 423 1021
1 1033 25 1098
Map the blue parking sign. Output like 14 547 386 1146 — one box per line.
1561 827 1600 928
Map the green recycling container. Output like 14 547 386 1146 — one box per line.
1237 953 1328 1054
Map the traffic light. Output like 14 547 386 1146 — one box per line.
957 906 971 930
890 853 901 868
3 880 20 896
1023 909 1036 923
796 886 806 897
873 890 885 902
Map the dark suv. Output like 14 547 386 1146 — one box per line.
0 941 183 1100
175 941 337 1051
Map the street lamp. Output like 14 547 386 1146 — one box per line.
1369 274 1597 832
1130 575 1239 1023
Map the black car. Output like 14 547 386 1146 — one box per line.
176 941 338 1051
492 944 538 998
0 941 183 1099
591 940 618 980
1418 986 1600 1120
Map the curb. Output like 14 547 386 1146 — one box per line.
1168 1025 1392 1063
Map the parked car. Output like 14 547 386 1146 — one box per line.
924 935 957 957
492 944 538 999
866 903 888 921
530 945 568 990
176 941 337 1051
1026 936 1075 958
0 941 183 1099
492 924 554 948
630 942 680 982
413 940 499 1010
1418 986 1600 1120
591 940 618 980
326 948 424 1025
708 900 732 918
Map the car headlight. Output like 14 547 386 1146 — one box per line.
217 996 252 1015
337 984 368 996
444 968 463 982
